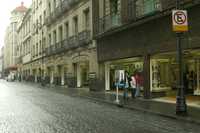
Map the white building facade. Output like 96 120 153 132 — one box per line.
4 2 27 77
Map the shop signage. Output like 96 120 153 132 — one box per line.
172 10 188 32
89 72 96 79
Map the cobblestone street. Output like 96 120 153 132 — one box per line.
0 80 199 133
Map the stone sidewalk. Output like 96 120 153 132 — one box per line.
22 81 200 125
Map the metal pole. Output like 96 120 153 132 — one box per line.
116 84 120 104
176 0 187 115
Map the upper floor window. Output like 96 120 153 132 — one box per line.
49 34 52 45
39 40 42 55
58 26 63 41
136 0 160 17
36 0 38 9
53 30 57 44
64 22 69 39
73 16 78 35
48 2 51 14
110 0 121 26
144 0 158 14
36 43 38 56
33 45 35 57
83 9 90 30
39 15 42 26
43 10 46 23
110 0 119 14
43 37 46 49
54 0 57 9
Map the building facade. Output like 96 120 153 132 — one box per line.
14 0 100 90
4 2 27 77
93 0 200 98
16 8 32 81
43 0 99 88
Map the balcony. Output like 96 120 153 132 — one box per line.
22 53 31 64
45 0 81 26
97 13 122 35
78 30 91 46
45 30 91 56
62 0 80 12
54 5 63 18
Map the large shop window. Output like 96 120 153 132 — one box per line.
151 59 173 92
151 56 200 96
109 59 143 90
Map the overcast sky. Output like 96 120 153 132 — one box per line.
0 0 32 49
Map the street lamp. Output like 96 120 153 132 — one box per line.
175 0 187 116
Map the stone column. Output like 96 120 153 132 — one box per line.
61 66 65 86
35 69 38 83
105 62 110 91
50 67 54 84
77 63 82 88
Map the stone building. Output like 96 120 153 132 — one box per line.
4 2 27 77
15 0 100 90
93 0 200 98
43 0 99 89
16 8 32 81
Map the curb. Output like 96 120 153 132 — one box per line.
78 95 200 126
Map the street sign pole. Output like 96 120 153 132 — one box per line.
175 0 187 115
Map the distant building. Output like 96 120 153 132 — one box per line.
3 2 27 77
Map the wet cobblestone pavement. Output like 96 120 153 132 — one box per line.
0 80 200 133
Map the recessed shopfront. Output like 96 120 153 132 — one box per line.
75 61 89 88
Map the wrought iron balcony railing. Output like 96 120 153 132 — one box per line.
45 0 81 26
97 12 122 35
45 30 91 56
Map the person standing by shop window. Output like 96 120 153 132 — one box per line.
135 72 143 97
123 71 129 100
130 73 136 98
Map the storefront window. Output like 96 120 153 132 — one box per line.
106 58 143 90
151 59 172 91
151 52 200 96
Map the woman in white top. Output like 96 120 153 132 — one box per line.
130 75 136 98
